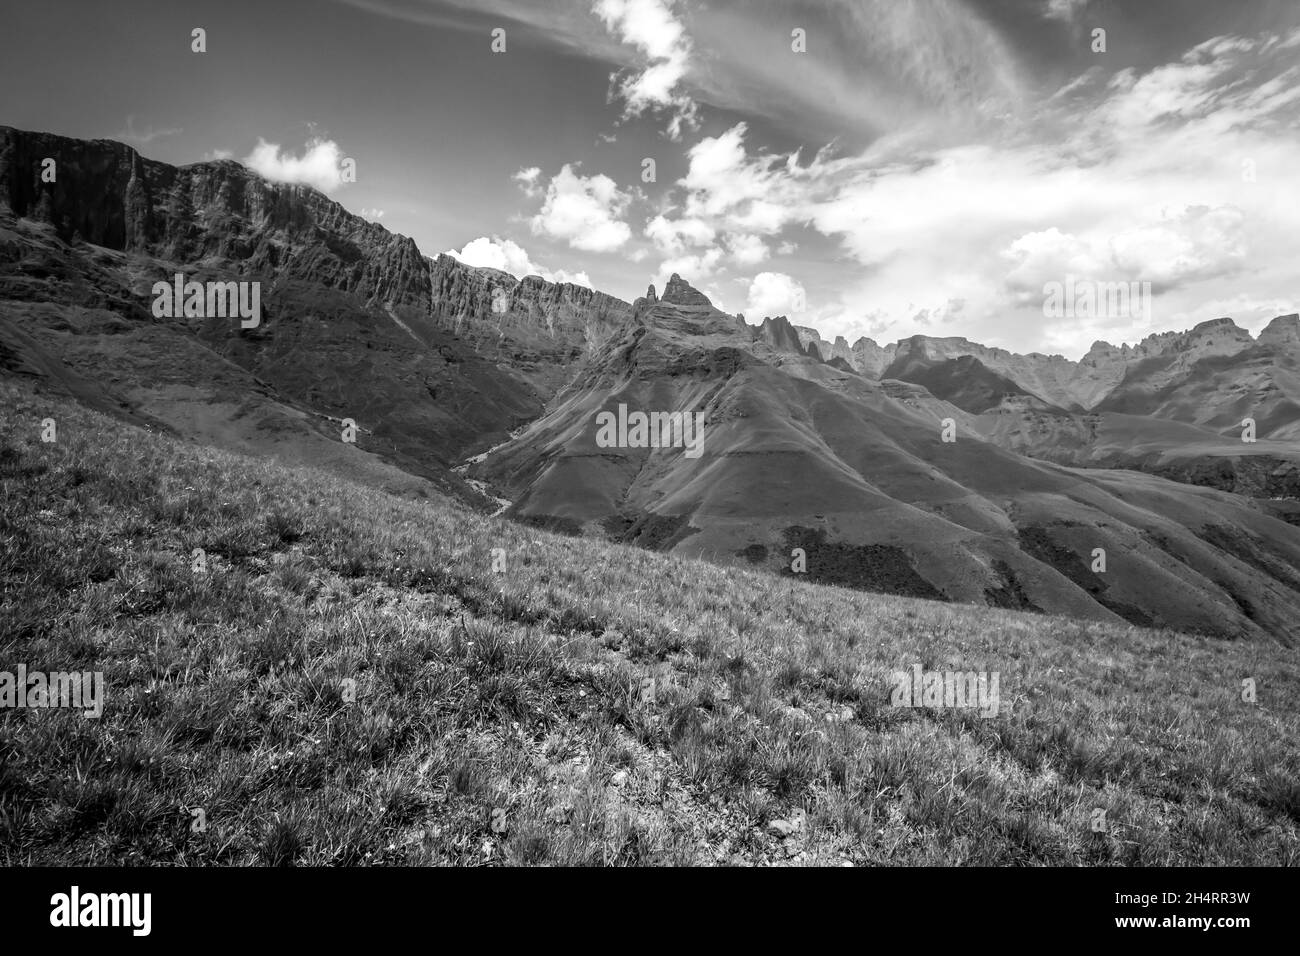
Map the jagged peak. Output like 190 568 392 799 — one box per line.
660 273 713 308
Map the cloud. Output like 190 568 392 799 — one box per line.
745 272 806 318
339 2 1298 356
727 234 769 267
243 138 351 193
360 207 386 219
337 0 1031 147
637 28 1300 356
593 0 697 138
338 0 1030 144
444 236 592 287
1002 205 1248 298
115 116 182 145
529 164 632 252
513 167 543 198
644 213 714 255
652 247 722 289
1042 0 1089 23
678 124 820 235
202 149 234 162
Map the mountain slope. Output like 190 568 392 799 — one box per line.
476 277 1300 643
3 376 1297 865
0 125 633 502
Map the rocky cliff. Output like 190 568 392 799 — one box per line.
428 251 631 360
0 126 431 310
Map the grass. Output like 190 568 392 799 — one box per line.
1 376 1297 865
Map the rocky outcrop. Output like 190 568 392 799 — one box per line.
753 314 809 356
428 252 631 355
660 272 714 309
1259 313 1300 349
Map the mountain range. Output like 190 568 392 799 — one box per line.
3 125 1298 643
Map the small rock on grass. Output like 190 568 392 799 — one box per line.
768 819 795 838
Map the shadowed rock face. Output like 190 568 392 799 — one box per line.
0 127 430 310
0 126 634 388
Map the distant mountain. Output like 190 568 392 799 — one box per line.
4 126 1299 642
879 348 1047 415
797 314 1300 420
798 312 1300 505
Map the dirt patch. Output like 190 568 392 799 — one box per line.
514 513 583 537
620 512 701 552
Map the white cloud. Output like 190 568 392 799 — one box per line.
243 138 350 194
727 234 769 267
745 272 806 318
529 164 632 253
203 148 234 162
1109 205 1248 289
444 236 592 287
359 207 386 220
653 248 723 289
513 167 542 198
633 29 1300 357
644 213 714 255
593 0 697 139
342 0 1028 143
675 124 826 237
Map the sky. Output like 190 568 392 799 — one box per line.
2 0 1298 358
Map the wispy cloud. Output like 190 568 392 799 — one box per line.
1042 0 1089 23
114 116 182 145
333 0 1031 142
593 0 697 139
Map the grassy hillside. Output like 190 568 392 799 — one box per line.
1 376 1297 865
